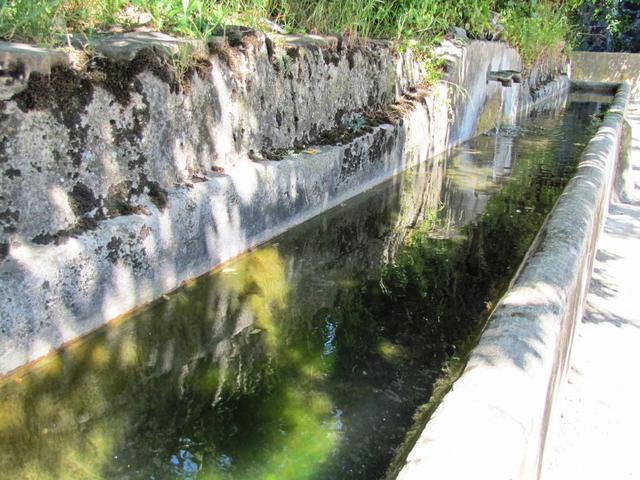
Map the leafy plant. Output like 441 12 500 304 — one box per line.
500 1 575 65
274 52 293 76
170 41 198 83
345 116 366 133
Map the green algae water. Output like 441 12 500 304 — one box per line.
0 97 608 480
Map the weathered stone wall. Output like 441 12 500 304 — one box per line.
0 31 421 245
0 34 568 374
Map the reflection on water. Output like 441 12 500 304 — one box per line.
0 99 607 480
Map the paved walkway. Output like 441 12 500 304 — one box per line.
542 102 640 479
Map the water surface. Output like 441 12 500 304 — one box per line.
0 97 607 480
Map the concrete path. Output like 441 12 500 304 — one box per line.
542 101 640 479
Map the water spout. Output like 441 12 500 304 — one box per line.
488 69 523 87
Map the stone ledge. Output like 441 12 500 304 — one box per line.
70 31 207 61
395 82 630 480
0 42 70 99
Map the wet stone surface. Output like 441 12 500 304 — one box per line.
0 99 605 479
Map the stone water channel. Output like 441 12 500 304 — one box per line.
0 95 608 479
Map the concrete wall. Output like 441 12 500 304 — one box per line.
0 34 568 375
396 84 629 480
571 51 640 99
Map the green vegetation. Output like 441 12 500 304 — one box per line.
1 0 587 65
498 0 585 65
574 0 640 52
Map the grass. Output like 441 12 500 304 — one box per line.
0 0 585 66
499 0 583 65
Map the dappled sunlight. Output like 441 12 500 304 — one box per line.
48 185 75 227
101 263 137 320
582 200 640 330
204 187 245 261
230 162 263 205
0 225 348 479
377 340 408 362
578 157 609 172
221 247 288 348
604 203 640 237
502 283 563 309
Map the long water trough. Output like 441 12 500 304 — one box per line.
0 87 619 479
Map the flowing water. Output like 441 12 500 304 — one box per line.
0 96 609 480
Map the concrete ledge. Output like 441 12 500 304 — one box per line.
396 83 630 480
571 80 619 94
71 32 207 61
